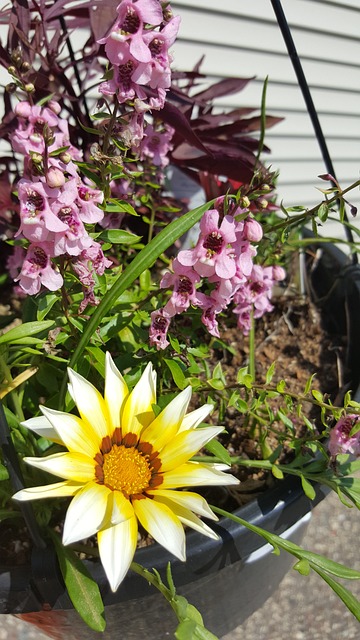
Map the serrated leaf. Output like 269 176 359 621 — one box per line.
49 532 106 632
0 321 54 345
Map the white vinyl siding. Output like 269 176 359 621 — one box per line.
171 0 360 232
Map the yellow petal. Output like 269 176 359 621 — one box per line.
133 496 186 561
147 488 218 521
141 386 192 450
67 368 110 441
98 516 138 592
104 352 129 431
178 403 214 433
161 461 240 489
62 481 111 545
159 426 225 472
40 406 98 458
12 481 83 501
153 494 219 541
24 452 95 483
121 362 156 436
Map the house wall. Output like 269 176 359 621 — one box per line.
171 0 360 239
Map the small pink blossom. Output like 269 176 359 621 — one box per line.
16 244 63 295
149 309 171 350
329 415 360 456
139 123 174 166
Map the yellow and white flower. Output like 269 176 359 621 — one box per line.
13 353 238 591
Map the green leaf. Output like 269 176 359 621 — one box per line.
300 475 316 500
205 438 231 465
0 509 22 521
271 464 284 479
312 389 323 402
293 558 311 575
139 269 151 291
317 202 329 222
0 321 54 345
265 361 276 384
175 619 219 640
36 294 58 321
207 378 225 390
49 532 106 632
164 359 187 390
96 229 142 245
313 569 360 622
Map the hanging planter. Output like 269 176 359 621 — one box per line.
1 235 360 639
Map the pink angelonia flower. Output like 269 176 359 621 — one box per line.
99 57 147 104
178 209 237 280
138 123 174 166
17 179 68 243
328 415 360 456
12 102 60 156
161 260 206 316
76 183 104 224
98 0 163 65
149 308 171 350
16 244 63 295
52 204 93 256
201 304 221 338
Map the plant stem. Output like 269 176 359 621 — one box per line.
0 353 25 421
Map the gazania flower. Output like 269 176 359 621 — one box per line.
13 353 238 591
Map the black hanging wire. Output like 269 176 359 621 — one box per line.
270 0 358 265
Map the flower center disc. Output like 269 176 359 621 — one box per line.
102 445 152 495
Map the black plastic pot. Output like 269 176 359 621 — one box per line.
1 238 360 639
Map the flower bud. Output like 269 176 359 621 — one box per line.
240 196 250 209
7 65 17 76
15 101 31 118
272 265 286 282
46 167 65 188
59 151 72 164
20 61 31 73
260 183 271 192
48 100 61 115
5 83 17 94
244 218 263 242
259 198 268 209
24 83 35 94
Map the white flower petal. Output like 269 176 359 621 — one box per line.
40 406 98 458
104 352 129 431
24 452 95 482
21 415 63 444
161 461 240 488
13 481 83 501
67 368 110 441
178 404 214 433
159 426 225 472
133 497 186 561
62 481 111 545
147 489 218 521
98 516 138 592
121 363 156 436
141 386 192 450
109 490 134 526
154 495 219 540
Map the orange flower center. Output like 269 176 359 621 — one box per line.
94 429 162 499
102 445 151 494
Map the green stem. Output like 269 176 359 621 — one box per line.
248 307 255 381
0 353 25 421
